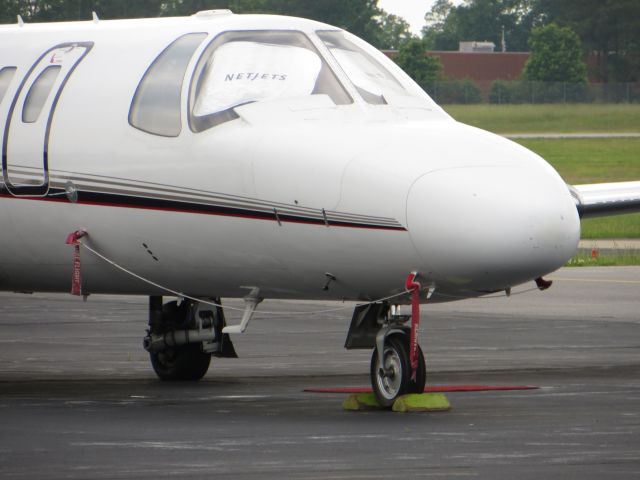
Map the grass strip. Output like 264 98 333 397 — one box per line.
445 104 640 134
515 138 640 184
566 251 640 267
515 138 640 238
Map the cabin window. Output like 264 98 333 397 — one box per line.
22 66 61 123
129 33 207 137
189 30 352 132
0 67 17 105
317 31 408 105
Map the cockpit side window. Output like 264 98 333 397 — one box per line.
317 30 408 105
189 30 352 132
129 33 207 137
0 67 17 105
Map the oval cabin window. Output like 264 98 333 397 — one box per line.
0 67 17 105
22 66 61 123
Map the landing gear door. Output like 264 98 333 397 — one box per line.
2 42 93 196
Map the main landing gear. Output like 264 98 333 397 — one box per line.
143 296 237 381
346 302 427 407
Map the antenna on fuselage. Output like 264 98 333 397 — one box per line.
17 15 24 27
192 10 233 18
92 11 99 23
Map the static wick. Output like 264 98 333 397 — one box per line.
92 11 99 23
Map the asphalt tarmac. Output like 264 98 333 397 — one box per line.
1 266 639 479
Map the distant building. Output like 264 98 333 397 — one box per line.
383 49 529 84
426 51 528 83
458 41 496 53
383 48 603 85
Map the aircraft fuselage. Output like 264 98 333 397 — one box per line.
0 12 580 302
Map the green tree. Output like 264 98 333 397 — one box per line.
531 0 640 81
393 39 442 90
434 78 482 104
1 0 48 23
1 0 168 22
1 0 386 50
163 0 385 47
422 0 459 50
376 11 414 50
269 0 385 48
422 0 536 52
524 23 587 83
159 1 269 17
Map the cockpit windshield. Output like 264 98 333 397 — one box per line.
317 30 437 108
187 28 443 132
190 30 352 132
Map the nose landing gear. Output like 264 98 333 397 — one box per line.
345 273 429 408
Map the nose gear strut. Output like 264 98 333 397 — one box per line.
344 273 430 407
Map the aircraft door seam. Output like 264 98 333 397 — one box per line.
2 42 94 197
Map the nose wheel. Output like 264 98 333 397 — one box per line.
370 334 426 407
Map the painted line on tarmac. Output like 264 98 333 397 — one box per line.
551 277 640 285
504 133 640 139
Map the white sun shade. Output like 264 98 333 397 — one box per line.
194 41 322 116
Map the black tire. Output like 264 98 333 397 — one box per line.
370 335 426 407
149 300 211 381
150 344 211 381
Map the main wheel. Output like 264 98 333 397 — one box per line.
150 344 211 381
370 335 426 407
149 300 211 381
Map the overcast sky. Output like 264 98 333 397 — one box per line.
378 0 464 35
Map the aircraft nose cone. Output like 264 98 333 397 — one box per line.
406 166 580 289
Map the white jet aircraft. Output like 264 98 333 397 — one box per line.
1 10 639 406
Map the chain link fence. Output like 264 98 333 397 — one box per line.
423 80 640 104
